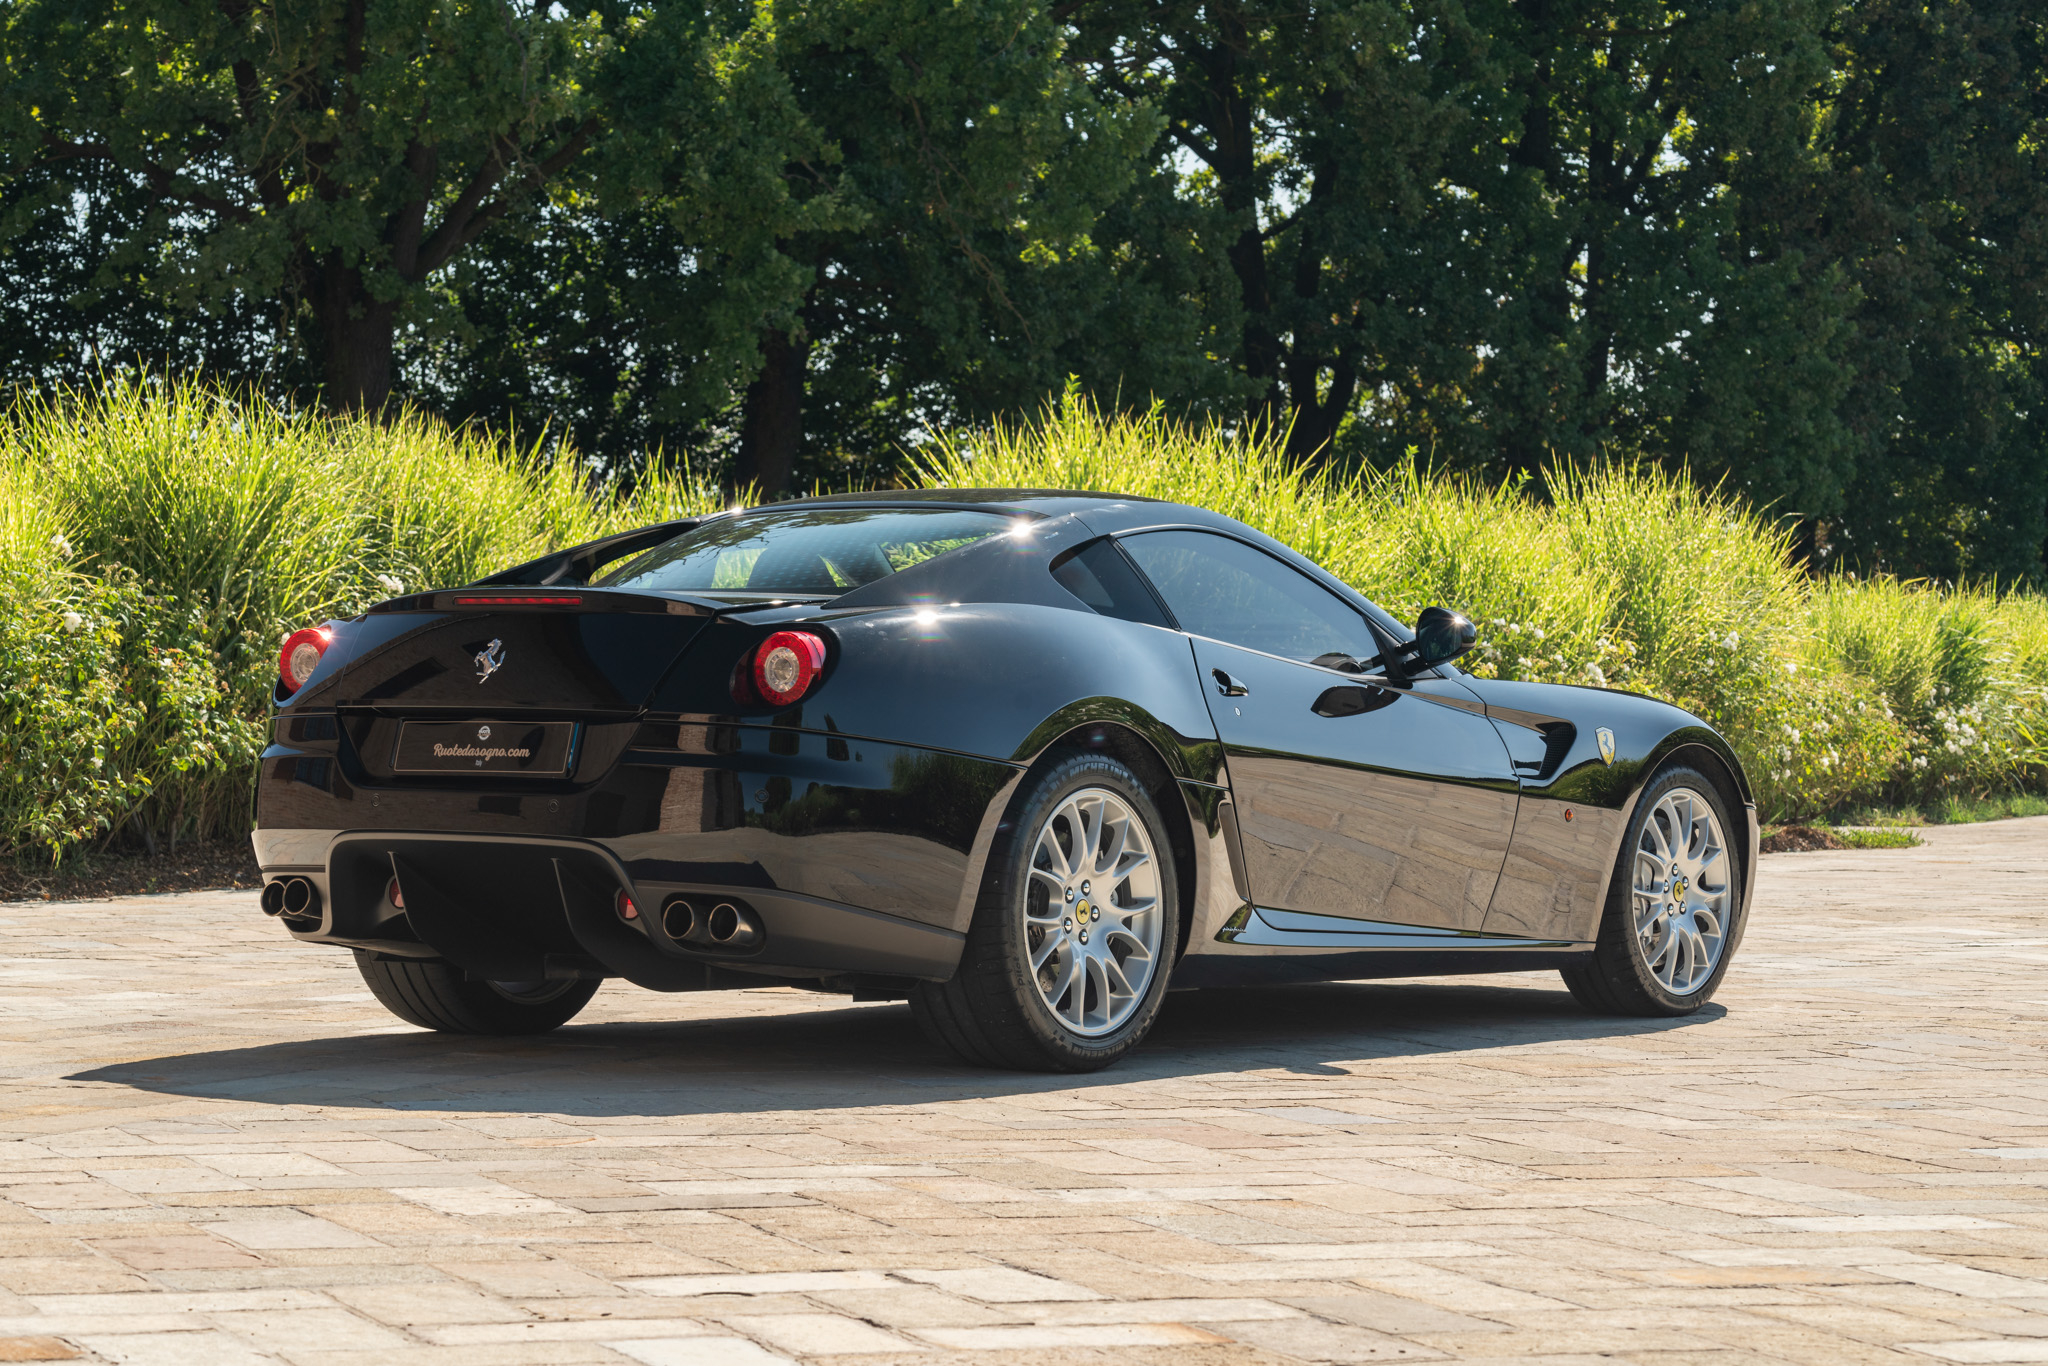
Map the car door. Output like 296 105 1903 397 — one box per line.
1118 530 1520 933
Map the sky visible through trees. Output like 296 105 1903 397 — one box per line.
1 0 2044 582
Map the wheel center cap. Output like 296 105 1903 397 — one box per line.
1671 874 1689 900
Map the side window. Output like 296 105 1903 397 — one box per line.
1049 539 1173 629
1119 530 1378 664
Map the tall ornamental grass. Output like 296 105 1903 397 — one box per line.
0 377 723 860
0 381 2042 862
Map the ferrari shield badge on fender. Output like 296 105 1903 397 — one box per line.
1596 726 1616 765
474 638 504 683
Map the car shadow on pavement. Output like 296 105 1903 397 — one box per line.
69 977 1725 1117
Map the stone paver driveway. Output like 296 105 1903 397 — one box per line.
3 818 2047 1365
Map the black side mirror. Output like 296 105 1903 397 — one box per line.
1410 606 1478 668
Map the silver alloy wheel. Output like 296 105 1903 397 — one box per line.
1024 787 1164 1037
1631 786 1731 994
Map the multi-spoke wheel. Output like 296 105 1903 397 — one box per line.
1023 788 1165 1037
912 752 1180 1071
1562 764 1746 1017
1629 787 1731 994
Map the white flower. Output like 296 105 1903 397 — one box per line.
1507 622 1522 634
50 534 73 558
1785 726 1802 743
59 611 83 633
374 574 405 596
1584 663 1607 686
1721 631 1739 650
1531 627 1546 641
1785 661 1799 674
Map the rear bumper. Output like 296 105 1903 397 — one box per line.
254 830 964 988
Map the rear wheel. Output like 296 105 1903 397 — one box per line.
1561 764 1743 1016
355 952 600 1034
911 753 1180 1071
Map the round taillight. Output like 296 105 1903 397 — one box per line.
386 878 405 910
279 625 335 693
749 631 827 707
616 890 639 922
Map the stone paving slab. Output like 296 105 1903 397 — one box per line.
3 817 2047 1364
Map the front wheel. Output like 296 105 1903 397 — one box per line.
912 752 1180 1072
1561 764 1744 1017
355 952 601 1034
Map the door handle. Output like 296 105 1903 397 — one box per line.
1211 668 1249 697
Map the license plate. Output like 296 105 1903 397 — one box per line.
392 721 577 775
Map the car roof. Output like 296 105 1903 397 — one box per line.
761 488 1246 533
708 488 1413 640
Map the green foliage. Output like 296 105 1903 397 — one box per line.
0 488 254 860
1837 828 1921 849
1817 0 2048 583
0 0 812 412
1805 576 2048 803
2 0 2043 585
4 381 2046 862
0 377 724 859
1059 0 1859 497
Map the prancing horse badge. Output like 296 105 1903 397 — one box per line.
1596 727 1616 766
475 638 504 683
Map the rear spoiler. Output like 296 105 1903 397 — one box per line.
467 514 728 589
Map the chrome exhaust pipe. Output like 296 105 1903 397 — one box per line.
282 877 319 919
661 898 704 944
264 876 319 924
707 902 762 949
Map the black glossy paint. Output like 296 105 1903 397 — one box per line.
1190 639 1521 933
256 488 1758 1002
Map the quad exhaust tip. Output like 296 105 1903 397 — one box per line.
707 902 761 949
657 895 762 951
260 876 321 925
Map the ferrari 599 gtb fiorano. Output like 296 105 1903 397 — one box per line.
256 491 1757 1071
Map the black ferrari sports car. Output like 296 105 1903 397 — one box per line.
256 490 1757 1070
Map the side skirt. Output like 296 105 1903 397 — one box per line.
1174 904 1591 989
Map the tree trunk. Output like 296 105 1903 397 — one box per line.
735 323 808 497
317 253 398 414
1204 11 1283 432
1790 516 1828 574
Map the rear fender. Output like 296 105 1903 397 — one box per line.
649 602 1224 783
644 603 1226 948
986 717 1218 965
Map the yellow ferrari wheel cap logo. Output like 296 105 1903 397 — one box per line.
1596 727 1616 766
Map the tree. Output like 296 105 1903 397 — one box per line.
403 0 1159 495
0 0 764 413
0 157 277 391
1815 0 2048 582
675 0 1158 492
1067 0 1858 512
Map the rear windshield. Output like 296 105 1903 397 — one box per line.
596 506 1012 600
